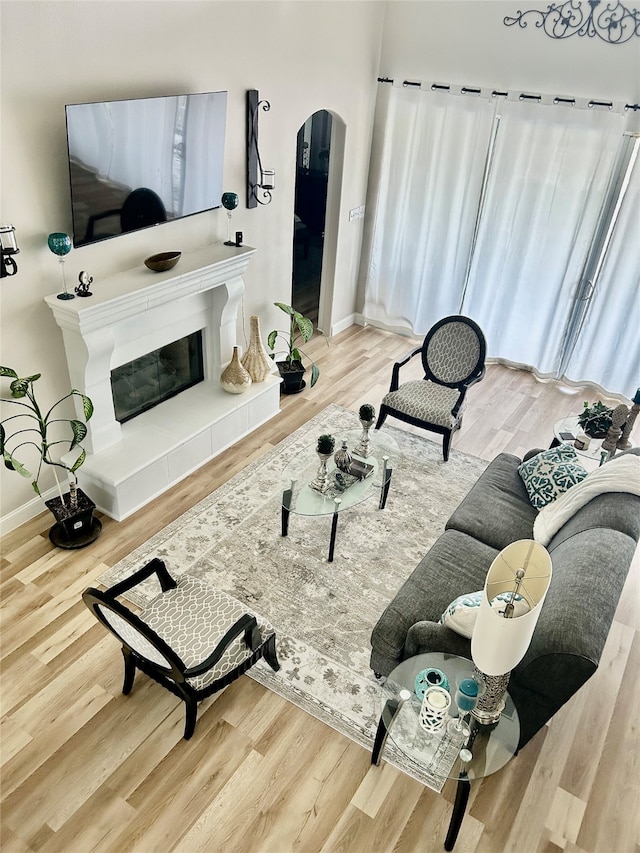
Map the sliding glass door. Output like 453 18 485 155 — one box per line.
362 85 636 397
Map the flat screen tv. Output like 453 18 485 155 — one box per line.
65 91 227 248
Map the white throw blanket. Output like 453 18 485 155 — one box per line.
533 453 640 546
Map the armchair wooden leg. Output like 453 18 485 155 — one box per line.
263 633 281 672
442 430 452 462
375 407 389 430
183 693 198 740
121 646 136 695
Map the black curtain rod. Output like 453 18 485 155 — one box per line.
376 77 640 111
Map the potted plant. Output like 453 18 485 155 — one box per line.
0 366 100 548
577 400 613 439
267 302 320 394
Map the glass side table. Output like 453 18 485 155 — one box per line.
280 428 399 562
372 652 520 851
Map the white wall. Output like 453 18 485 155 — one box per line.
380 1 639 104
0 0 385 526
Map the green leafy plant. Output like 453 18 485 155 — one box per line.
359 404 376 422
316 434 335 455
0 366 93 502
267 302 320 387
577 400 613 438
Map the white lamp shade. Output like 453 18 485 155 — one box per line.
471 539 552 676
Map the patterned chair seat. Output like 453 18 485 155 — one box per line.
381 381 462 429
140 576 276 691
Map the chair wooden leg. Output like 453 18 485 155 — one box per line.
121 646 136 695
183 693 198 740
442 430 452 462
264 633 281 672
375 407 388 430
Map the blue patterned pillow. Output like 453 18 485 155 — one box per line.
439 591 530 638
518 445 588 509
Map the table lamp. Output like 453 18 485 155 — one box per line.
471 539 552 724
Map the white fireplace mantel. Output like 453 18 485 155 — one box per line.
45 243 281 521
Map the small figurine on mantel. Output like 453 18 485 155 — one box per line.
75 270 93 297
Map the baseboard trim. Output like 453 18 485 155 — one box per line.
0 486 58 537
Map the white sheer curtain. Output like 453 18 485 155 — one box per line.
363 86 495 333
563 141 640 398
460 101 625 375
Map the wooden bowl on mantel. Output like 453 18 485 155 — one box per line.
144 251 181 272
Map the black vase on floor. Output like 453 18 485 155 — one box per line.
45 488 102 549
277 359 306 394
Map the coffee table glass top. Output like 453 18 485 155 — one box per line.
281 428 399 517
382 653 520 783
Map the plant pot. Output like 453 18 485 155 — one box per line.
277 359 306 395
45 488 102 549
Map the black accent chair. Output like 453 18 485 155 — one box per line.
83 558 280 739
376 315 487 461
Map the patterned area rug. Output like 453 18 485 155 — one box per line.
98 404 488 790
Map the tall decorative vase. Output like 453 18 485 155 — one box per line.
220 347 252 394
310 452 332 493
241 315 272 382
356 415 376 458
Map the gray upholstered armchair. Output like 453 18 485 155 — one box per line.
83 558 280 739
375 315 486 461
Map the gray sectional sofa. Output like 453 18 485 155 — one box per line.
370 447 640 750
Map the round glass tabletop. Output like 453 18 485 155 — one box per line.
280 427 399 517
382 652 520 783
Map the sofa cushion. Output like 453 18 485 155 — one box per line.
518 446 588 509
446 452 537 551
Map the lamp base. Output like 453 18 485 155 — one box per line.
470 668 510 725
57 292 75 300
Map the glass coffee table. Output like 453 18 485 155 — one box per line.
280 428 399 562
372 652 520 850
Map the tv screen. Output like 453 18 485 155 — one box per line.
65 91 227 248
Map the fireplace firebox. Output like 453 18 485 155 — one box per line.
111 331 204 423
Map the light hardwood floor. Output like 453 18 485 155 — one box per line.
2 324 638 853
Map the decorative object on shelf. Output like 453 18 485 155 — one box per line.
144 251 181 272
504 0 640 44
221 191 239 246
618 388 640 449
418 685 451 734
247 89 275 207
447 677 480 738
601 403 630 458
415 667 450 698
220 346 252 394
471 539 552 724
310 434 335 493
356 403 376 457
235 231 243 247
267 302 321 394
334 440 353 473
75 270 93 297
241 315 272 382
0 224 19 277
577 400 613 438
47 232 74 300
0 365 100 548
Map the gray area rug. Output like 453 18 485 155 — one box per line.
98 404 488 790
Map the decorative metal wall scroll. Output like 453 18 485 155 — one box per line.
504 1 640 44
